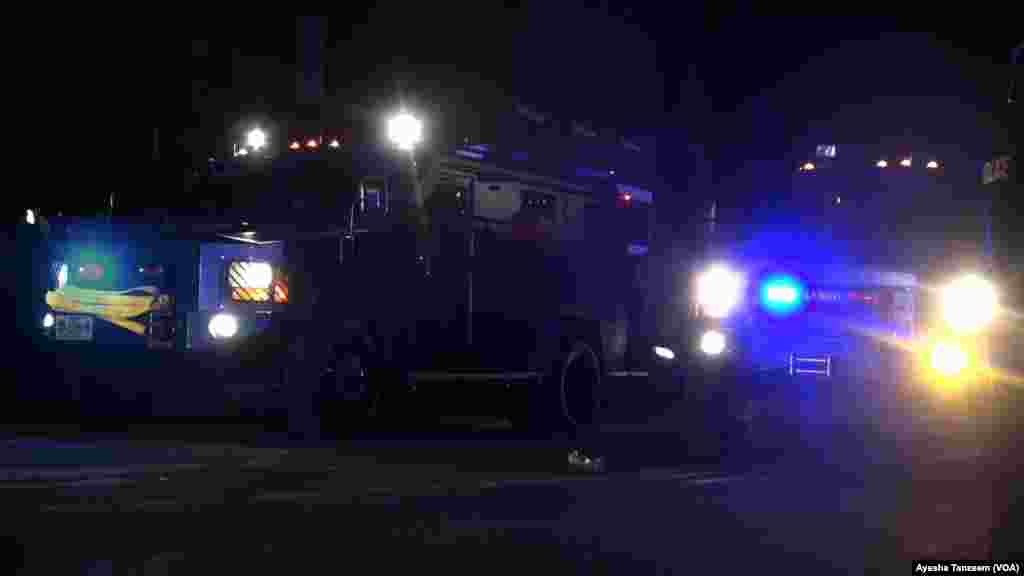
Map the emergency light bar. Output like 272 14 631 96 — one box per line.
759 274 805 316
285 135 346 152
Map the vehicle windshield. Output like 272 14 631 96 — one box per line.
108 156 361 229
718 159 989 275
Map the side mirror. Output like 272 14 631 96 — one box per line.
352 178 388 233
359 178 387 214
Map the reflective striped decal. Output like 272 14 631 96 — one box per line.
273 281 289 303
228 262 271 302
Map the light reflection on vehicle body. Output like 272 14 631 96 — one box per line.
686 143 1001 449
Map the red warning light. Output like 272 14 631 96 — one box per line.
289 141 301 150
306 139 319 149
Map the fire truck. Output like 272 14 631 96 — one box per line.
682 141 1004 455
24 101 677 434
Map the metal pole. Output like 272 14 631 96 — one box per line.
466 178 475 347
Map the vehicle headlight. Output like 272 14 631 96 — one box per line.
700 330 727 356
930 340 968 376
209 313 239 340
57 263 68 289
941 274 997 333
695 264 742 318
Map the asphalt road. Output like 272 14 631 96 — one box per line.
6 451 1018 574
4 375 1023 574
5 422 1022 574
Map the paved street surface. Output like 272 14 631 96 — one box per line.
3 379 1022 574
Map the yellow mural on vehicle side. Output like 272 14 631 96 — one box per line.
45 285 163 336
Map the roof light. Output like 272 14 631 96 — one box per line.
25 209 35 225
759 274 805 316
245 128 267 151
927 160 939 169
900 157 912 167
235 148 249 157
289 141 301 150
329 139 340 148
801 162 815 171
306 139 319 149
876 159 888 168
387 111 424 151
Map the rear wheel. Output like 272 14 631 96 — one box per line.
522 338 603 433
559 340 602 428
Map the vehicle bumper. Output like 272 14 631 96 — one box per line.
29 343 288 419
677 319 914 435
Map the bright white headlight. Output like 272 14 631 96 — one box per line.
57 263 68 289
700 330 727 356
941 274 997 333
931 341 968 376
696 264 742 318
209 313 239 339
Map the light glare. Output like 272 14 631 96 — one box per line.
700 330 727 356
246 128 267 150
931 341 968 376
209 313 239 339
696 265 742 318
942 274 998 333
388 111 424 151
653 346 675 361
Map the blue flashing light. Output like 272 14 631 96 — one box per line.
760 274 805 316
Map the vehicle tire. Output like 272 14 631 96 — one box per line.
558 340 603 429
741 375 802 464
321 350 377 421
282 335 325 442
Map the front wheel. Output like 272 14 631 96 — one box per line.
521 339 603 432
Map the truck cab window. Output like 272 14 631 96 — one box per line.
360 179 387 213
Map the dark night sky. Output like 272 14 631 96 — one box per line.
41 11 1017 218
183 13 1017 163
